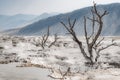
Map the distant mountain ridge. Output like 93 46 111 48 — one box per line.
3 3 120 36
0 14 37 30
0 12 59 31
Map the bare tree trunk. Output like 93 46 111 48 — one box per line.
60 3 109 67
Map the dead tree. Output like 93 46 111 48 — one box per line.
39 27 50 49
32 27 59 49
48 67 71 80
61 3 116 66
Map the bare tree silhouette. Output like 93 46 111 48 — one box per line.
61 3 116 66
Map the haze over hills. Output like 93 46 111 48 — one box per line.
31 12 59 23
3 3 120 36
0 14 37 30
0 12 59 31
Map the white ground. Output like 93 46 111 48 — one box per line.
0 35 120 80
0 63 51 80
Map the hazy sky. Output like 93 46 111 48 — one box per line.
0 0 120 15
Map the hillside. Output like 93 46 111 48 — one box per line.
0 13 59 31
5 3 120 36
0 14 37 30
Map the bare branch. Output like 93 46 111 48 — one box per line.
61 18 91 62
90 3 108 48
60 21 72 34
94 43 116 62
101 10 109 18
98 43 116 53
48 67 71 80
95 37 104 48
48 34 59 48
72 19 76 28
37 26 50 49
87 17 99 23
84 16 89 46
43 26 50 44
68 18 72 28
